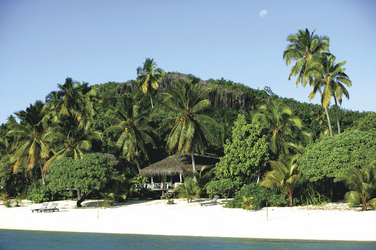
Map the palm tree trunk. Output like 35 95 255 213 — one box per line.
333 96 341 134
136 161 141 173
324 106 333 137
39 161 45 185
149 93 154 109
191 152 196 172
318 89 333 137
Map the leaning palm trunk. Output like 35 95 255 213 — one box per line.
191 152 196 172
149 93 154 109
39 161 45 185
288 185 293 207
333 97 341 134
324 106 333 137
136 161 141 173
318 88 333 137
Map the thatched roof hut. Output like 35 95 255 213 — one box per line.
139 153 219 178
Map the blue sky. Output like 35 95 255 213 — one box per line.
1 0 375 125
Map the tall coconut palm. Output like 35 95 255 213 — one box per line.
283 28 332 137
335 161 376 211
283 28 330 87
6 101 49 184
158 79 219 172
104 95 156 172
260 157 302 207
137 58 165 108
252 100 304 158
42 111 101 170
47 77 95 122
306 54 351 134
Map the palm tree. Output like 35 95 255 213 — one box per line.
137 58 165 108
252 100 304 158
104 95 156 172
260 157 301 207
283 28 330 87
47 77 95 122
42 111 101 170
306 54 351 134
335 161 376 211
6 101 49 184
157 79 219 172
175 177 198 203
190 166 209 198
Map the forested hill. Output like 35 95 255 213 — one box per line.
95 72 369 135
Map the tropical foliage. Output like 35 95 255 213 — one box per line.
214 114 269 185
298 129 376 201
157 79 219 171
305 54 352 134
42 112 101 170
105 95 156 172
205 178 239 202
335 162 376 210
175 177 198 203
260 157 301 206
45 153 117 207
347 112 376 131
225 183 289 209
1 30 374 209
6 101 49 184
252 99 307 158
137 58 165 108
298 129 376 182
283 28 330 87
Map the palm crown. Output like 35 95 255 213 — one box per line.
137 58 165 108
283 28 330 87
105 95 156 172
158 79 218 171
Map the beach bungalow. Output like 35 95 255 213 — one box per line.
138 153 219 191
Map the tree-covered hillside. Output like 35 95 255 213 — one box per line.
1 52 374 209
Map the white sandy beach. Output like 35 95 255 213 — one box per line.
0 198 375 241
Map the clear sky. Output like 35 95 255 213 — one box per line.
1 0 375 125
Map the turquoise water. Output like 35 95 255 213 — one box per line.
0 230 375 249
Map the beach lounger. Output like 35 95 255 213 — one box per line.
42 202 59 212
200 196 219 206
31 202 49 213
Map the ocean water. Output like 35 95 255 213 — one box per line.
0 230 375 250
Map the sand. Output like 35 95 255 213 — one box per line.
0 198 375 241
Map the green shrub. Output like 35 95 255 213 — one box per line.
176 178 198 203
4 200 12 207
205 179 240 201
27 185 51 203
296 183 329 205
135 187 157 200
167 199 174 205
225 183 289 209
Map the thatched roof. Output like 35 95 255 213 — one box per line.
139 153 220 177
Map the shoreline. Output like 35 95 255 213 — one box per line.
1 199 375 242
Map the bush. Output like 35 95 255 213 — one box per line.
4 200 12 208
176 178 198 203
295 183 329 205
27 185 51 203
225 183 289 210
205 179 241 201
134 187 157 200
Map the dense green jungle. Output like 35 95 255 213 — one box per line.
2 30 376 210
